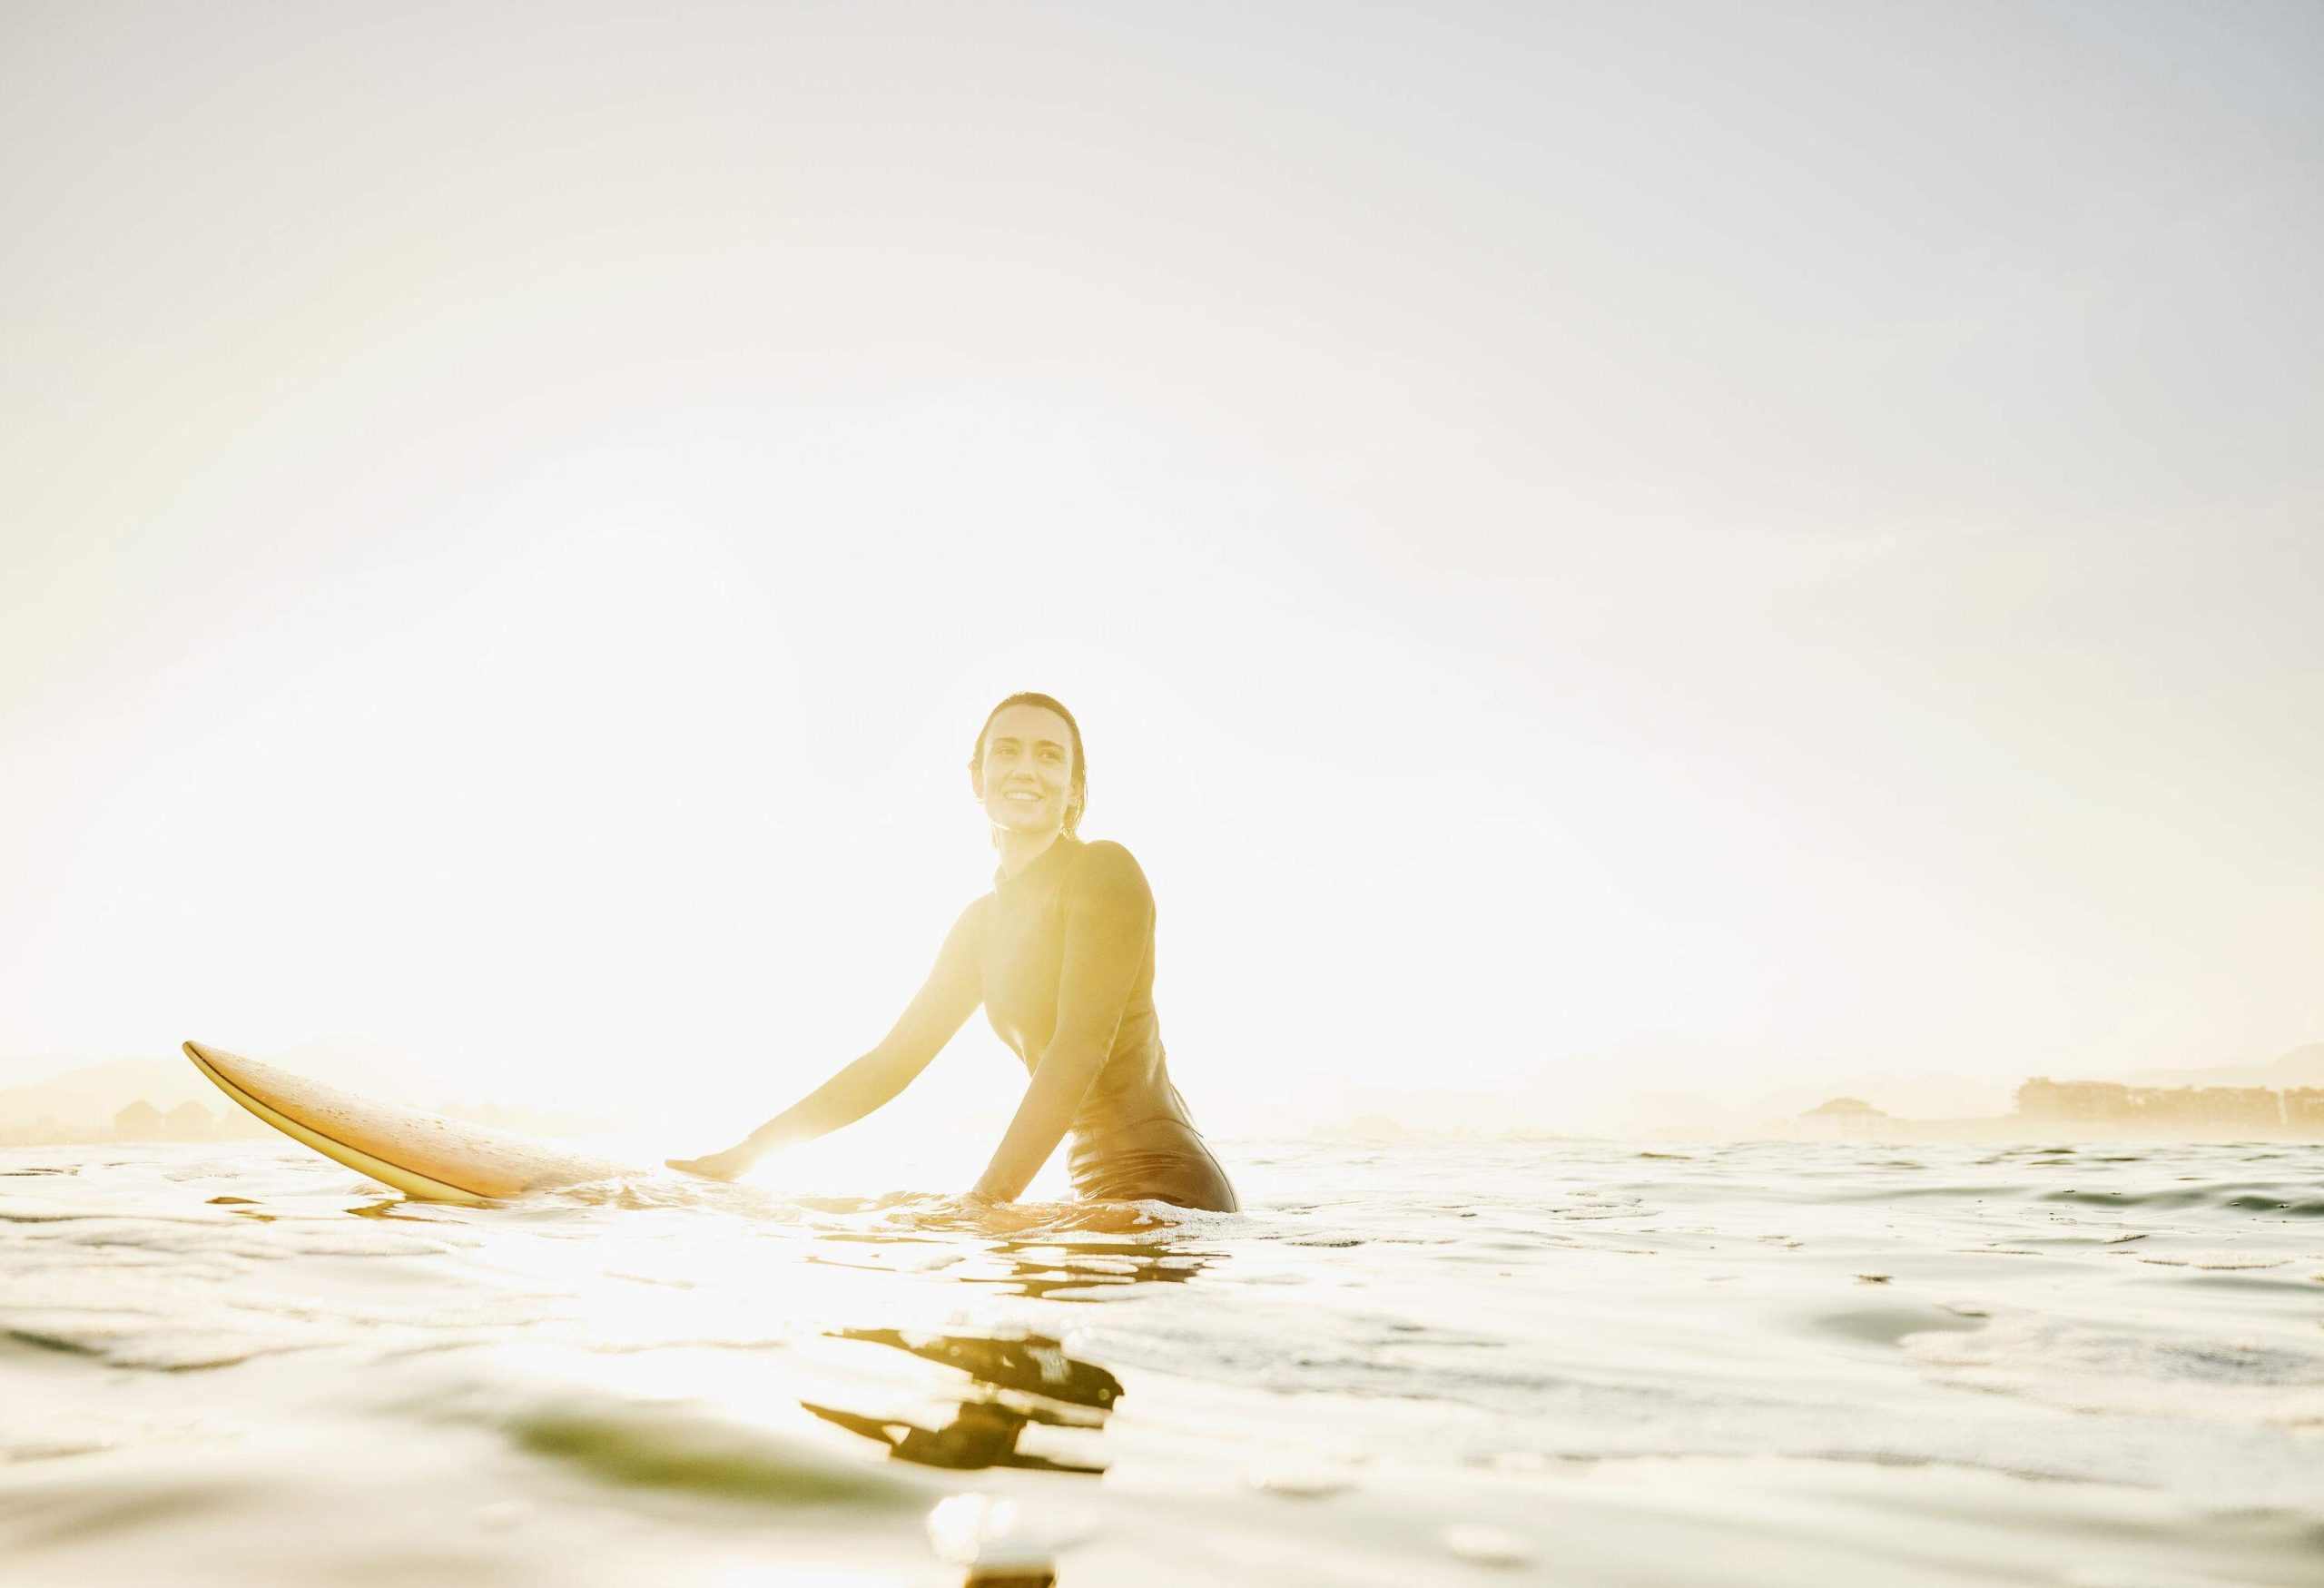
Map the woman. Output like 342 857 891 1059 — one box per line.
667 692 1238 1213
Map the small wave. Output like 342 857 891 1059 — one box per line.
2041 1184 2324 1215
5 1315 310 1373
409 1368 933 1506
1904 1315 2324 1425
507 1403 929 1502
0 1198 89 1223
1828 1183 2024 1201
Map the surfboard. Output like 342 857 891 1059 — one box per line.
184 1041 635 1205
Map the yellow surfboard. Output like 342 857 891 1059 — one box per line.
184 1041 634 1204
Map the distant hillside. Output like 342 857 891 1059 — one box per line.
2125 1041 2324 1090
1751 1073 2018 1123
0 1058 223 1128
0 1036 455 1130
0 1040 634 1143
1277 1040 2324 1141
1280 1043 2014 1138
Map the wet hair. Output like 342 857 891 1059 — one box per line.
969 692 1087 838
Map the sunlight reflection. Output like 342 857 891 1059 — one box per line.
929 1491 1085 1588
805 1329 1120 1474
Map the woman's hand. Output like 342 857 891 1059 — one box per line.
664 1139 763 1181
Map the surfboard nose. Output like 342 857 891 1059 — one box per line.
182 1040 250 1080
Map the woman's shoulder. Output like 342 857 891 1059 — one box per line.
1072 836 1146 874
950 891 997 939
1065 838 1153 903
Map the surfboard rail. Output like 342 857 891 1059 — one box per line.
184 1041 633 1203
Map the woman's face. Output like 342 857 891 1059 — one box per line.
975 704 1076 836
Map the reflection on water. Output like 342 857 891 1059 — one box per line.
205 1193 274 1221
806 1328 1121 1474
972 1237 1218 1300
343 1196 438 1222
806 1385 1100 1475
810 1229 1221 1301
930 1492 1068 1588
835 1327 1124 1410
798 1230 1214 1478
12 1140 2324 1588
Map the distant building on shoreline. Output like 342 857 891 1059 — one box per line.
1781 1074 2324 1142
0 1098 249 1148
2016 1077 2324 1132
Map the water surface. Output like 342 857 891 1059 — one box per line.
5 1139 2321 1585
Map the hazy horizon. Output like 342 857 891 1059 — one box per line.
5 4 2319 1141
5 1031 2319 1149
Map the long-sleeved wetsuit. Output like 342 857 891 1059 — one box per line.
979 836 1237 1211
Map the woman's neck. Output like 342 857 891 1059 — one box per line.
995 827 1066 879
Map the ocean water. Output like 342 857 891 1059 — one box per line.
4 1138 2321 1586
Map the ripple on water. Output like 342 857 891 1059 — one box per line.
1903 1314 2324 1425
1815 1305 1987 1346
504 1399 931 1504
8 1138 2324 1582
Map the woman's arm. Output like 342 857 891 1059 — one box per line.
665 897 990 1179
969 843 1151 1203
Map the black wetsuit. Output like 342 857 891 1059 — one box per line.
981 836 1238 1211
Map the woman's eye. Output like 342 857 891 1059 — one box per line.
1038 748 1064 763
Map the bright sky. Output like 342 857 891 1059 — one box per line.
4 2 2319 1137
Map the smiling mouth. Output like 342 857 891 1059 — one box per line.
1003 791 1044 804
